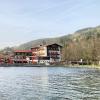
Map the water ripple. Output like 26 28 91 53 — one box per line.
0 67 100 100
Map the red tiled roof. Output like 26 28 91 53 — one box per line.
14 50 32 53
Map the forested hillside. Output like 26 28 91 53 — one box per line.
1 26 100 64
62 26 100 64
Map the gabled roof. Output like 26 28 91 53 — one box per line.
31 43 63 49
45 43 63 47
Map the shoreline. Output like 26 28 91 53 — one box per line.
0 64 100 69
64 64 100 69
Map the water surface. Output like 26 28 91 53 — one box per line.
0 67 100 100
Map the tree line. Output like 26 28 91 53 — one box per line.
62 35 100 65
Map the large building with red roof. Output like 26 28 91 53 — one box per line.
13 43 62 65
14 50 32 63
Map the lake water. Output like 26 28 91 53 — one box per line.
0 67 100 100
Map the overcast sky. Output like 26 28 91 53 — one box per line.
0 0 100 48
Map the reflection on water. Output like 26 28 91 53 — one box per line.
0 67 100 100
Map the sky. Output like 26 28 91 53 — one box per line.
0 0 100 48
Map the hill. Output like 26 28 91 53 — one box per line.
15 25 100 50
1 25 100 64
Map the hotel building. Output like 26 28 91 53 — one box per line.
31 43 62 64
14 43 62 64
14 50 32 63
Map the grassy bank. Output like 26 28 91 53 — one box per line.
64 64 100 69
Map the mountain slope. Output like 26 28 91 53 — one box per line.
16 25 100 50
1 25 100 62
